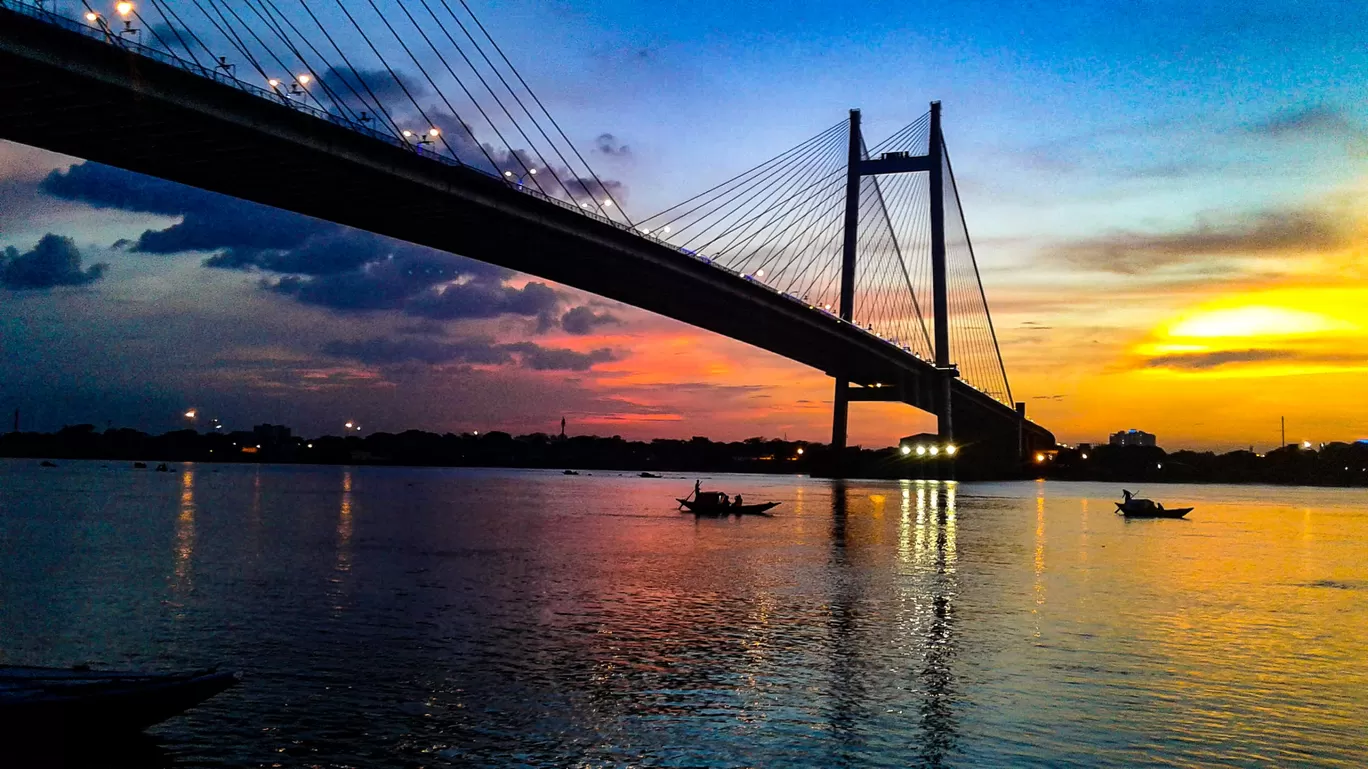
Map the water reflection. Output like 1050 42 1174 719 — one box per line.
330 470 354 614
917 481 958 768
828 480 961 766
170 465 196 605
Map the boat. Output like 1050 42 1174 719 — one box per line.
639 472 662 478
677 491 779 517
1115 490 1193 518
132 462 147 469
39 460 57 468
155 463 171 472
0 665 240 736
562 469 579 475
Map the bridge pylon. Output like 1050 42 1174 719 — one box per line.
831 102 955 465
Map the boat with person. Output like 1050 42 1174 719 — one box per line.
677 485 779 516
0 665 240 737
1115 489 1193 518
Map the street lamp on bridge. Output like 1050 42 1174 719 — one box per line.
503 167 537 186
402 127 440 153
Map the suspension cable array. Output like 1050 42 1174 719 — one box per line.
32 0 633 225
638 111 1012 405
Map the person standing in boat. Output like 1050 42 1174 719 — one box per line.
733 494 743 508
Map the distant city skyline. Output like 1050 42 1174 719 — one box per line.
3 0 1367 452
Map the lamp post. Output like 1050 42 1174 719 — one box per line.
503 167 538 186
402 127 440 154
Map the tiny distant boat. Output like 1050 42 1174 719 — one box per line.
155 463 170 472
0 665 239 736
1116 489 1192 518
677 491 779 517
562 470 579 475
639 472 662 478
132 462 147 469
39 460 57 468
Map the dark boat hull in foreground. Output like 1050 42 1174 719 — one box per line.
0 666 240 737
677 499 779 516
1116 504 1193 519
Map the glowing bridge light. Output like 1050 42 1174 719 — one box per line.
945 444 957 456
796 447 804 455
916 445 927 456
116 1 133 17
755 269 764 277
85 11 99 21
297 74 311 85
1081 452 1089 459
929 446 940 456
1302 440 1312 449
900 445 911 456
183 410 196 419
268 78 281 88
1035 452 1046 463
428 128 440 137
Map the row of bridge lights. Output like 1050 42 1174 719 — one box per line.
74 6 623 209
901 443 958 457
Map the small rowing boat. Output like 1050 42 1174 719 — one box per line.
677 495 779 517
0 665 239 737
1115 489 1193 518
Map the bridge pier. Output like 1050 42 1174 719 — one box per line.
830 108 864 463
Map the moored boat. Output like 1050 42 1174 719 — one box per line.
0 665 240 737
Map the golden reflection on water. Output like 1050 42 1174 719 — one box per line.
330 470 355 614
171 465 196 603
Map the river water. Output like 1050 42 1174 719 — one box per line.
1 460 1365 767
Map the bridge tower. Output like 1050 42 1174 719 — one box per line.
831 102 955 457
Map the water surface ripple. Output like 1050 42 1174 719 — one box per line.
1 461 1364 767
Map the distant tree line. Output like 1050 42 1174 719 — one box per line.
1 424 1365 486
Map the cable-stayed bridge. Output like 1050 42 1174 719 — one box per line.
0 0 1055 473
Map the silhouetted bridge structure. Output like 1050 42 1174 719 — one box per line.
0 1 1054 474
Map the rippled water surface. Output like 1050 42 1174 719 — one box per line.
2 460 1366 767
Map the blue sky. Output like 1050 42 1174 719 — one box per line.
2 0 1365 448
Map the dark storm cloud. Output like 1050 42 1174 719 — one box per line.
41 161 219 216
407 280 560 320
506 343 616 371
269 250 479 311
560 306 621 334
595 133 631 158
322 336 515 366
324 336 618 371
319 66 429 111
1054 207 1344 274
1 235 106 290
1245 105 1364 140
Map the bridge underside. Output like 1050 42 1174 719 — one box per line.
0 9 1053 471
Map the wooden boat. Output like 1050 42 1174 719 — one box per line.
0 665 239 736
677 495 779 517
1116 503 1193 518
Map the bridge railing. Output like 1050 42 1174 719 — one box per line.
5 0 1023 406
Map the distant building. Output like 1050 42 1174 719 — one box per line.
1109 429 1156 447
253 423 292 447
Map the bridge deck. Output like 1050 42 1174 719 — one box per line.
0 6 1054 455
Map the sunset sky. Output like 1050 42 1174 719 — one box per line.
2 0 1365 451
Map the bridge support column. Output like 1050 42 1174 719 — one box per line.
831 108 863 463
928 101 952 444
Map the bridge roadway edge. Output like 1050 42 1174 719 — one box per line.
0 8 1054 468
